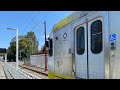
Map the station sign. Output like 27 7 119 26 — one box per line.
0 48 6 53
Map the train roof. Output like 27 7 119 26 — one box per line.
50 11 90 36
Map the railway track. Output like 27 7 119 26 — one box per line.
19 65 48 79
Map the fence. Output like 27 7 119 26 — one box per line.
30 54 48 69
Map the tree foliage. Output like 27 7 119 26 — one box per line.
7 31 39 61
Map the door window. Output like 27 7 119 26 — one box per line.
91 20 102 54
76 26 85 55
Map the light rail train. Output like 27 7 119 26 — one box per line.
47 11 120 79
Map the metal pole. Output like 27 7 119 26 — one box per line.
44 20 47 71
20 50 21 61
16 29 18 68
32 40 33 54
5 54 7 63
27 48 28 60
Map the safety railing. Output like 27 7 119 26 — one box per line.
2 62 41 79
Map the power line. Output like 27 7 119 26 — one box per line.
30 16 45 31
21 11 41 35
20 11 50 50
23 11 50 35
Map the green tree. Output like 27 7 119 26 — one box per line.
25 31 39 55
7 36 17 61
7 31 39 61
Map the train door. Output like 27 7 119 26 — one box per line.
75 17 104 79
75 23 87 79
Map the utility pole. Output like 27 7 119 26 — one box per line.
44 20 47 71
7 28 19 68
32 40 34 54
19 50 21 61
5 54 7 63
29 38 34 54
16 28 18 68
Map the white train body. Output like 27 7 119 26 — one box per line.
48 11 120 79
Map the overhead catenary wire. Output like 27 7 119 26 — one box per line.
21 11 41 35
20 12 52 50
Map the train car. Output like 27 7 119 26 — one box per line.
47 11 120 79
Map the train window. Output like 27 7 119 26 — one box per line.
76 26 85 55
91 20 102 54
49 38 53 57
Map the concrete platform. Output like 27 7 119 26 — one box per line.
2 65 13 79
0 62 6 79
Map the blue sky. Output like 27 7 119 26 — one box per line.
0 11 73 50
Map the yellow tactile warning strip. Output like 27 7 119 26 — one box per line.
48 70 75 79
